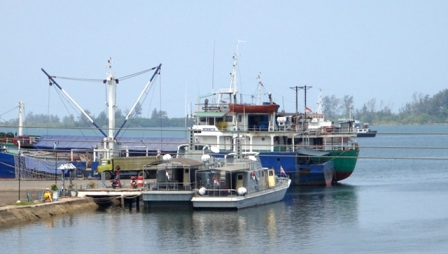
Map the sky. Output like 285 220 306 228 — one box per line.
1 1 448 121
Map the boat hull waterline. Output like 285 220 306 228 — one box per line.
192 179 291 209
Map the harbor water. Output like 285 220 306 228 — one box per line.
2 125 448 253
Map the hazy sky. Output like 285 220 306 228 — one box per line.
1 1 447 121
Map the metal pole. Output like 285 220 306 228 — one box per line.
289 86 304 131
55 153 58 185
54 141 58 185
18 151 21 202
303 85 312 123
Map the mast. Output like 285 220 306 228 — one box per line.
316 88 323 114
106 58 117 152
257 73 262 105
218 41 244 104
229 46 238 99
18 101 24 136
42 59 161 160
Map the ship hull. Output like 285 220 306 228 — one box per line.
258 149 358 186
357 131 377 137
0 152 15 179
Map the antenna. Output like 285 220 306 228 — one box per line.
317 88 323 114
257 73 262 105
211 41 215 104
229 40 245 98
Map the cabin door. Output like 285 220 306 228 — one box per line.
183 168 190 187
267 169 275 187
236 173 244 189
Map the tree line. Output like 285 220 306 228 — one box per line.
322 89 448 124
1 105 192 129
2 89 448 128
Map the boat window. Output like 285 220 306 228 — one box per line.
238 115 242 122
237 175 243 180
269 170 274 176
225 116 232 122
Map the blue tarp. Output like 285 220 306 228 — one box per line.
34 135 189 153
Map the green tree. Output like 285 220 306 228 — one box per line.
62 114 76 127
134 102 142 116
342 95 354 117
322 95 340 119
151 108 168 120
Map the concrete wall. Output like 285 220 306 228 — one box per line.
0 198 97 228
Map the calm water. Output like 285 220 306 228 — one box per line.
2 125 448 253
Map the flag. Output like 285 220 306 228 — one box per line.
213 176 219 186
165 170 170 180
280 166 286 175
306 107 312 112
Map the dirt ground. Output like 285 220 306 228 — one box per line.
0 179 103 207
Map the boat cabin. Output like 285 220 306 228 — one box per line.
195 152 277 196
145 157 204 191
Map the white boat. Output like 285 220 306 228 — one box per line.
355 121 377 137
141 142 216 206
141 157 204 206
191 151 291 209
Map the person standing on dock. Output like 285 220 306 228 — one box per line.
53 141 59 156
115 165 121 180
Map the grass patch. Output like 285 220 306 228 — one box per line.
13 201 35 206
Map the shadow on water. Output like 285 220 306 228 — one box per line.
142 203 194 214
283 184 359 234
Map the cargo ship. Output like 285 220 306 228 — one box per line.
190 46 359 186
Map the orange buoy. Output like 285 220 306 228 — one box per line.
137 175 144 187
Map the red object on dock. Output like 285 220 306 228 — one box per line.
137 176 144 187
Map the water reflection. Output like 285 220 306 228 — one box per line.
283 185 359 240
130 185 359 252
0 185 359 253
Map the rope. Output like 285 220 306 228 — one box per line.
51 76 103 83
115 72 160 140
0 105 19 118
117 67 157 81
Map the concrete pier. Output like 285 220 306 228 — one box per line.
78 188 142 211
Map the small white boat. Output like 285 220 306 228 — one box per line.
141 143 215 206
141 157 204 206
191 152 291 209
355 122 377 137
